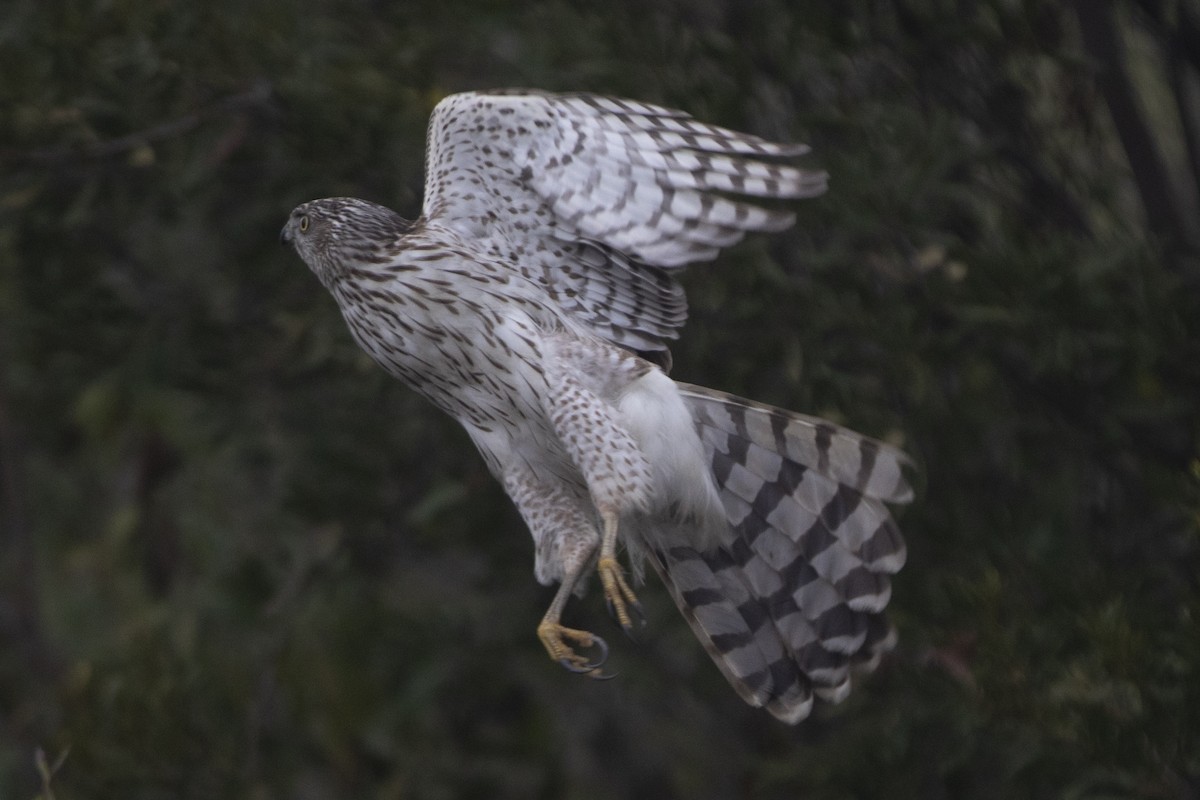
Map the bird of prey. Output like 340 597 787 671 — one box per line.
281 89 913 723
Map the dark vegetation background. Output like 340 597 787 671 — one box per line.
2 0 1199 797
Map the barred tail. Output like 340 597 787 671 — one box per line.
645 383 914 724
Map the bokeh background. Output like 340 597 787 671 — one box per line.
2 1 1199 797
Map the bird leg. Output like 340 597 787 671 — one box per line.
537 562 611 677
500 464 614 676
596 510 644 634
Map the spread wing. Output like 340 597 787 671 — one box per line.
420 90 827 356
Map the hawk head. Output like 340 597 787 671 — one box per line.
281 197 413 287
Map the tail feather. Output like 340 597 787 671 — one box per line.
645 383 913 723
645 539 815 723
679 384 914 504
710 461 899 610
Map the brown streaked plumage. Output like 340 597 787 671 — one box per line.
281 89 913 723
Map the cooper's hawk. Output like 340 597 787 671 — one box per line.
281 89 913 723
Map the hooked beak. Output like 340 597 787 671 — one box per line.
280 223 292 245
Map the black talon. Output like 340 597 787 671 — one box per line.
616 600 647 639
587 633 609 668
556 633 609 674
630 599 646 628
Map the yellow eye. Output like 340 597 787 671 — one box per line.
299 215 310 232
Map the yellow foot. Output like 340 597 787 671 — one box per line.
537 621 611 677
597 556 645 634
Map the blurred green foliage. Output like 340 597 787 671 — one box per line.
2 0 1199 797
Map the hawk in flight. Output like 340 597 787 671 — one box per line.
281 90 913 723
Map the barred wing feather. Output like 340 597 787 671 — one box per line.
420 90 826 356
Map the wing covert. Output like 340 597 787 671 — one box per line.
420 89 827 354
